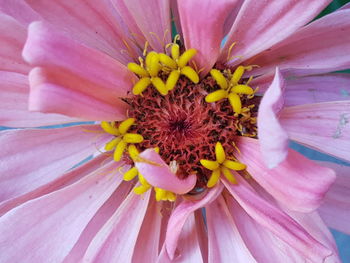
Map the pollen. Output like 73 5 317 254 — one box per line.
205 66 257 114
200 142 246 187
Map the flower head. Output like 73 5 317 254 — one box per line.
0 0 349 262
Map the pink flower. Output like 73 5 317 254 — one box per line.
0 1 349 262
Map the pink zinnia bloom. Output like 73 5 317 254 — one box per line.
0 1 349 262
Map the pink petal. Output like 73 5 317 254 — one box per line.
0 0 41 25
237 137 336 212
225 191 340 262
170 0 183 39
258 67 289 168
284 74 350 106
248 8 350 76
318 162 350 235
0 154 110 216
135 149 197 194
165 184 223 259
206 196 256 262
220 0 331 64
132 197 162 263
63 180 132 263
0 161 123 262
24 0 137 63
222 0 244 36
121 0 171 52
0 13 30 74
280 101 350 162
0 125 107 204
194 211 208 262
177 0 239 75
82 189 151 262
0 71 79 127
23 22 135 121
222 176 333 262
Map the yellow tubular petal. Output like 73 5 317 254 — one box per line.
123 133 144 143
231 85 254 95
148 53 161 77
133 77 151 95
138 174 150 186
154 147 160 153
200 159 220 170
228 92 242 114
221 167 237 184
166 192 176 202
159 53 177 69
215 142 226 164
205 89 228 103
101 121 119 135
210 69 228 90
123 167 139 181
114 140 127 162
166 70 180 91
177 49 197 68
181 66 199 84
145 51 158 69
128 144 139 160
127 62 149 77
231 65 245 85
118 118 135 134
223 160 247 170
134 185 151 195
207 169 221 188
171 44 180 60
104 137 122 151
151 77 168 95
155 187 167 201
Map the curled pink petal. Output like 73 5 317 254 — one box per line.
222 175 333 263
0 71 78 127
135 149 197 194
177 0 238 75
165 184 223 259
258 67 289 168
237 137 336 212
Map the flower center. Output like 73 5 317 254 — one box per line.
101 40 260 201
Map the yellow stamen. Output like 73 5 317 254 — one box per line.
127 63 148 77
181 66 199 84
231 65 245 85
171 43 180 60
223 160 246 170
101 121 119 135
151 77 168 95
118 118 135 134
210 69 228 90
200 160 220 170
134 185 151 195
105 137 122 151
231 85 254 95
207 169 221 188
159 53 177 69
128 144 139 160
205 89 228 103
147 53 161 77
166 70 181 91
123 167 139 181
221 167 237 184
215 142 226 164
114 140 127 162
155 187 167 201
177 49 197 68
133 77 151 95
123 133 144 143
228 93 242 114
